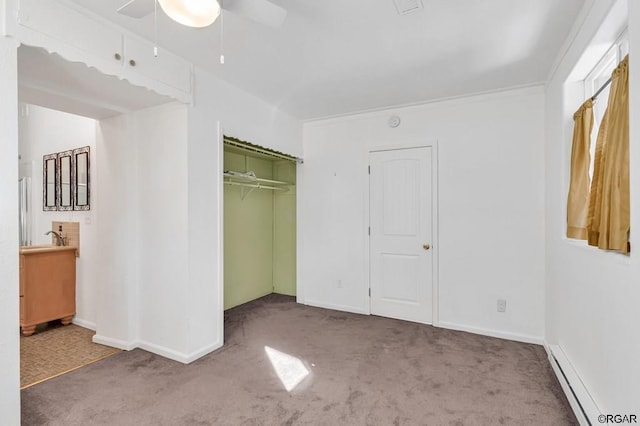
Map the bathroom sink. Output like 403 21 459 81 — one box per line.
20 244 56 250
19 245 76 254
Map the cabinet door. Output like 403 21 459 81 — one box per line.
124 35 192 93
19 256 25 322
18 0 123 65
21 251 76 326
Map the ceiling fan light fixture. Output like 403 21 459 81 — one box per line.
158 0 221 28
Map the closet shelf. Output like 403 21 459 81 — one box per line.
223 171 293 193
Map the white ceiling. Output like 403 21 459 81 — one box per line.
67 0 585 120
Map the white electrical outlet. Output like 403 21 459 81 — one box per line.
497 299 507 313
337 279 343 288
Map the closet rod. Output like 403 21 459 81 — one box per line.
224 181 287 191
223 172 291 186
591 76 612 101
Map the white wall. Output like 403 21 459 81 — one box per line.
94 112 139 349
194 69 303 158
93 69 302 361
0 0 303 419
18 104 98 328
300 86 546 343
545 0 640 415
0 34 21 426
95 103 191 359
136 103 190 358
185 68 302 357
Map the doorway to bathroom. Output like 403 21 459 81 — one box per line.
17 44 176 388
17 102 123 388
223 137 299 311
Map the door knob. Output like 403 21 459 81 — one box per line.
423 243 430 250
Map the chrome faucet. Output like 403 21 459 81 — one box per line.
45 230 65 246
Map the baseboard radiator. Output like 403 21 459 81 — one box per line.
547 344 600 426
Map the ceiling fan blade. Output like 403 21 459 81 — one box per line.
117 0 155 19
224 0 287 28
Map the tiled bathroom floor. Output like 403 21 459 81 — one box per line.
20 322 120 388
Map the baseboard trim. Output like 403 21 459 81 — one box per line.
437 321 544 345
298 303 543 345
92 334 137 351
92 335 222 364
71 317 96 331
183 341 222 364
137 340 222 364
302 299 370 316
136 341 188 364
545 343 600 426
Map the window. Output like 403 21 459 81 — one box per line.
566 30 630 253
583 32 628 179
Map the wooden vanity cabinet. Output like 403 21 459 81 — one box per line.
19 247 76 336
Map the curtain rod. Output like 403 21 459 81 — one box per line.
591 76 612 101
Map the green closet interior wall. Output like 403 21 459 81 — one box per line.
272 161 297 297
224 148 296 310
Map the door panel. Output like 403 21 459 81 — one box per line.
370 147 433 324
382 160 419 236
381 253 420 303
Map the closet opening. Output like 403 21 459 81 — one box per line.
223 136 299 310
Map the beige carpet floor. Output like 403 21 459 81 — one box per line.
20 322 121 389
22 295 577 425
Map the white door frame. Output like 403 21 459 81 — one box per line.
365 141 439 326
217 121 225 344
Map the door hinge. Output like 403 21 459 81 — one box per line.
368 165 370 174
369 288 371 297
368 226 370 236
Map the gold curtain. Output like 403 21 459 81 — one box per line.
566 99 593 239
587 55 630 253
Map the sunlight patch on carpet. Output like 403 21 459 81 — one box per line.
264 346 309 392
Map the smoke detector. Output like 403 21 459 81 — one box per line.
388 116 401 128
393 0 423 15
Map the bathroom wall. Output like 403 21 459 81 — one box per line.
18 104 98 329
